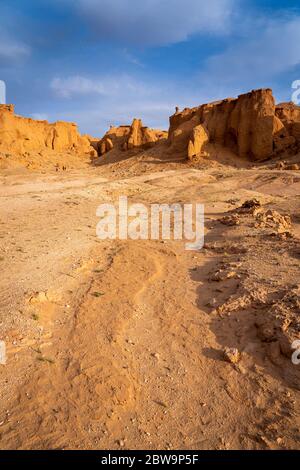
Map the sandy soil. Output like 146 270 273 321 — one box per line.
0 154 299 449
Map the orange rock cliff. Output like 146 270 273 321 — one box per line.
0 104 94 156
2 88 300 164
167 89 300 161
98 118 168 156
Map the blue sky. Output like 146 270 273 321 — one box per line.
1 0 300 135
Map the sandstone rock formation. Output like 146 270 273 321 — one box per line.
188 124 209 159
275 102 300 144
4 89 300 167
125 118 160 150
0 104 94 156
168 89 300 161
98 118 167 156
97 125 130 156
99 136 114 155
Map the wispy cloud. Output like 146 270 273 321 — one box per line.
50 74 159 98
3 0 300 136
122 48 144 67
48 71 212 135
53 100 176 136
51 76 106 98
71 0 237 46
201 14 300 89
30 113 49 121
0 38 30 61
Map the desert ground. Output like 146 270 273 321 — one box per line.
0 144 299 450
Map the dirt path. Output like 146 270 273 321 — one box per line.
0 165 299 449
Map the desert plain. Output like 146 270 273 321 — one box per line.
0 89 299 449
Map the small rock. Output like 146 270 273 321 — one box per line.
223 347 241 364
275 161 286 170
226 271 237 280
211 270 237 282
219 214 240 226
286 164 299 171
126 339 135 345
206 298 218 308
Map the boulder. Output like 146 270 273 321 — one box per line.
97 125 130 155
188 124 209 160
276 102 300 140
99 136 114 155
168 115 200 156
273 116 296 153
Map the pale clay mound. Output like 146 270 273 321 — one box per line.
0 89 299 450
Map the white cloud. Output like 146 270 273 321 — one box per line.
0 7 31 61
54 100 176 137
123 49 144 67
201 15 300 87
72 0 236 46
49 72 204 134
51 74 159 98
36 4 300 136
31 113 49 121
51 76 106 98
0 38 30 60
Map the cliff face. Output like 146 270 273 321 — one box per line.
98 124 130 155
4 89 299 166
0 105 93 156
168 89 300 161
125 118 163 150
275 102 300 142
98 118 167 155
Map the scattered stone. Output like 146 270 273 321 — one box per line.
286 163 299 170
219 214 240 226
126 339 135 345
275 161 286 169
151 352 160 360
255 209 292 234
206 298 218 308
91 291 105 297
223 347 241 364
117 439 125 447
226 198 240 205
226 245 248 255
154 400 168 408
211 270 238 282
238 198 261 214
